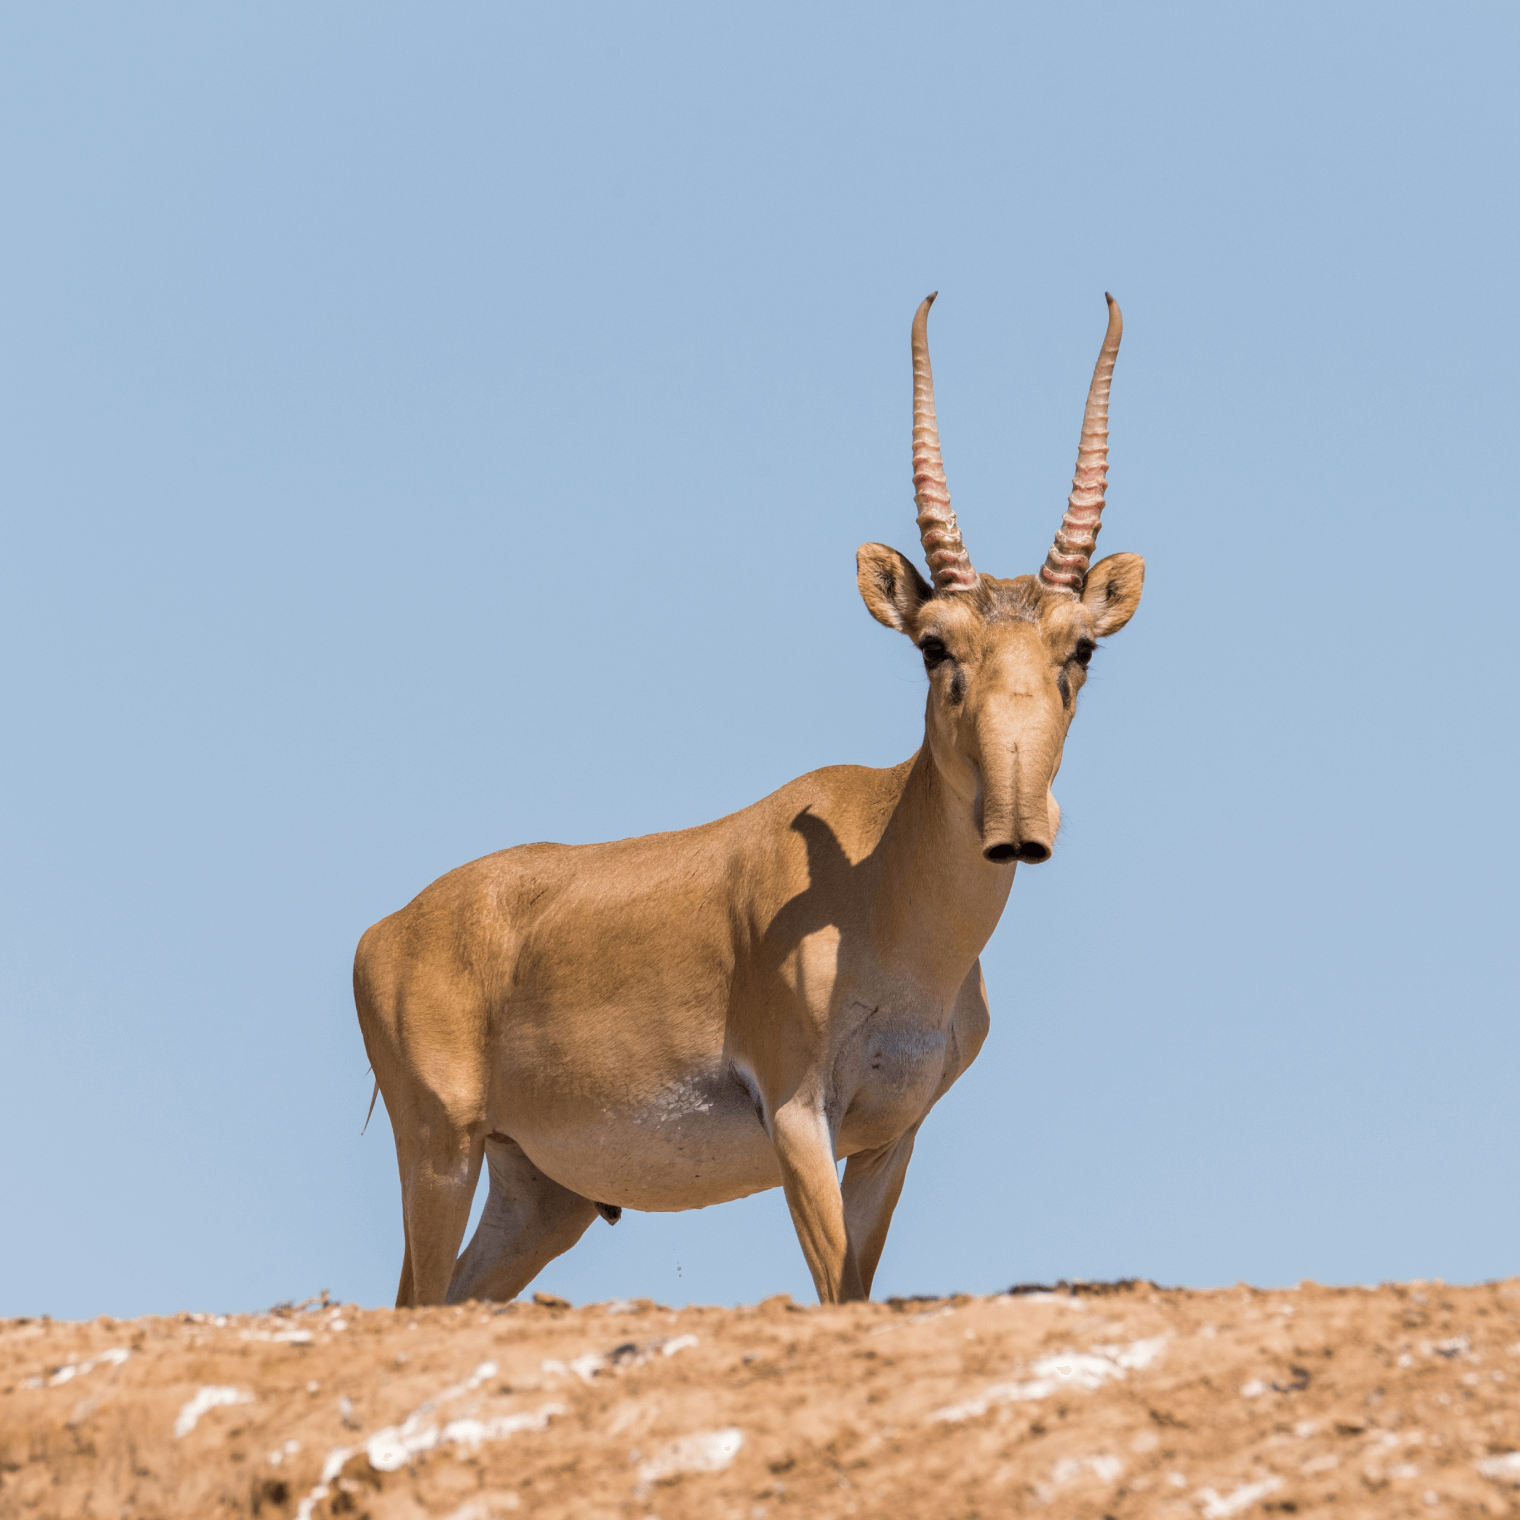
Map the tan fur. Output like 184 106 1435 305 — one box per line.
355 552 1142 1307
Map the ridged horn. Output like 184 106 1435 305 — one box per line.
911 293 977 592
1039 293 1123 593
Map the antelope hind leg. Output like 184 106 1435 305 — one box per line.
395 1241 414 1310
393 1104 485 1308
771 1097 866 1304
447 1134 600 1304
840 1126 919 1298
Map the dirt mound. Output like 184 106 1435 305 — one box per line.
4 1279 1519 1518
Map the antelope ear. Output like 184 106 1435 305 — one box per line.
1081 552 1145 636
857 543 932 633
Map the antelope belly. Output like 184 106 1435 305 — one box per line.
508 1066 783 1212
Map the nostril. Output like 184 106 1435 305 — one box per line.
985 841 1053 865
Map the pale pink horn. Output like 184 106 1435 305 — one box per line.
1039 294 1123 593
911 293 977 592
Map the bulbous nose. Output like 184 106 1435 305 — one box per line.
983 841 1051 865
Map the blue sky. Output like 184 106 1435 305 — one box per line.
2 3 1515 1317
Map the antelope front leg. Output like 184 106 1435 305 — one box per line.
770 1096 865 1304
840 1126 919 1298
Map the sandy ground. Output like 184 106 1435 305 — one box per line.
5 1279 1520 1520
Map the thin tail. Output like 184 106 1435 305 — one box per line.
361 1070 381 1136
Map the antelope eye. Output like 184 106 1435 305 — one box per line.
1071 639 1096 669
919 637 950 669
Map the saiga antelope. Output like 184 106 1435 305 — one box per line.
355 293 1144 1306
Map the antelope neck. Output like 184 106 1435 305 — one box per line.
867 745 1014 997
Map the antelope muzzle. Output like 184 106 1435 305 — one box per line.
976 737 1057 867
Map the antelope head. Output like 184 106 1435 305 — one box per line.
858 294 1145 865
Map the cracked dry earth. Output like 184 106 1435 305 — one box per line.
5 1280 1520 1520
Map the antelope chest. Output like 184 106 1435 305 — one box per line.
833 1009 953 1152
